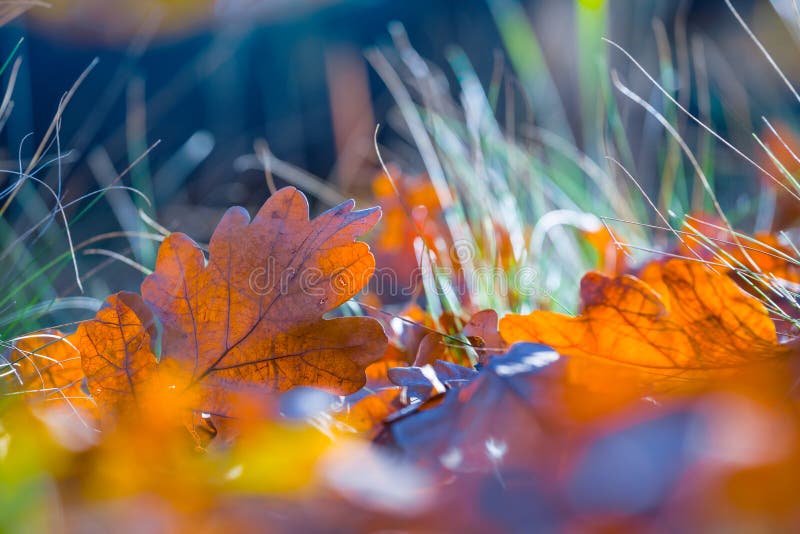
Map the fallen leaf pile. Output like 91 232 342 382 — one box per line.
6 185 800 531
12 186 388 440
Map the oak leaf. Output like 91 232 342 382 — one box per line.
500 259 787 391
74 292 163 419
379 343 565 471
140 186 387 396
74 187 388 429
12 330 96 424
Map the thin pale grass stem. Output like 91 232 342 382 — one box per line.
0 58 98 218
0 297 101 327
685 214 800 264
247 147 344 206
794 0 800 29
602 214 800 266
372 125 460 318
603 38 792 197
615 243 731 269
356 301 474 349
763 117 800 167
138 209 170 236
253 138 277 195
598 218 637 265
0 185 151 263
81 248 152 275
753 134 800 195
0 162 84 291
0 55 21 131
724 0 800 105
611 71 760 272
605 156 699 260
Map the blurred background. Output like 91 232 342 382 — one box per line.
2 0 800 327
2 1 785 220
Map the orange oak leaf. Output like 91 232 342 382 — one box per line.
661 217 800 335
139 187 387 396
74 292 162 418
500 259 787 391
12 330 96 423
73 188 388 433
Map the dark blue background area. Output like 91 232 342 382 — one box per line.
0 0 762 221
0 1 505 205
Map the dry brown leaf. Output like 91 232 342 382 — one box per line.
74 292 164 420
74 187 388 430
141 186 387 397
13 330 96 423
500 259 787 392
